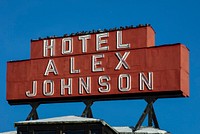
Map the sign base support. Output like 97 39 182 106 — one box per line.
134 98 159 131
81 100 94 118
26 102 40 121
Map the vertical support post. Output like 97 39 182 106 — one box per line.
81 100 94 118
134 98 159 131
26 102 40 121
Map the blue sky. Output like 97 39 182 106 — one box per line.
0 0 200 133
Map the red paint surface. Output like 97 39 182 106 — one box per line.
6 44 189 104
30 26 155 59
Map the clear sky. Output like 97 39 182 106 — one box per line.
0 0 199 133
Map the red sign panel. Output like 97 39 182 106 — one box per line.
6 26 189 105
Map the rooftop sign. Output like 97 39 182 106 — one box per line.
6 25 189 105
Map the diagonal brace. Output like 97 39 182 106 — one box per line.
81 100 93 118
26 102 40 121
134 98 159 131
151 106 159 128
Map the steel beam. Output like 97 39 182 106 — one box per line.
81 100 94 118
134 98 159 131
26 102 40 121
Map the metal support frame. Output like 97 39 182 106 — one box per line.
81 100 94 118
134 98 159 131
26 102 40 121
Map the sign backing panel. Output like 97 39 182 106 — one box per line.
7 44 189 105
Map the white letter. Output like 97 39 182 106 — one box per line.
25 81 37 97
139 72 153 90
43 80 54 96
78 35 91 53
43 39 55 57
117 31 130 49
62 37 73 54
44 59 58 76
70 57 80 74
115 52 130 70
98 75 111 93
92 54 104 72
61 78 72 95
96 33 109 51
79 77 91 94
118 74 131 92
